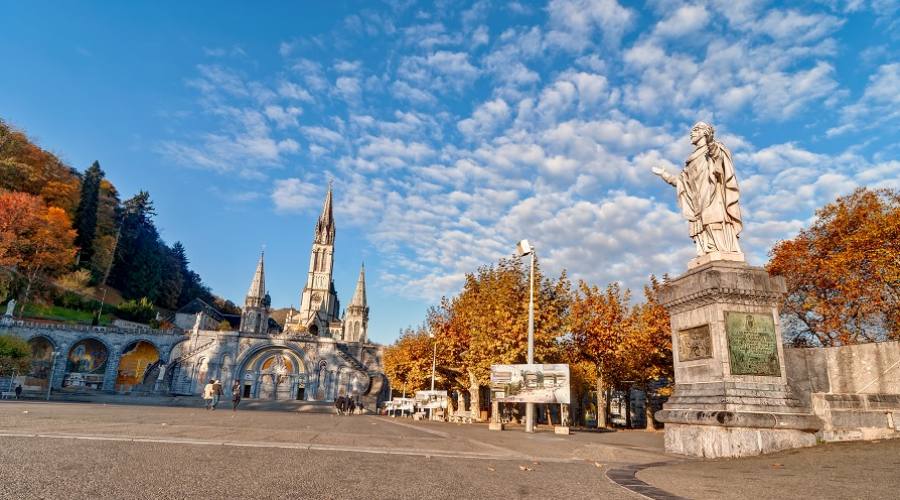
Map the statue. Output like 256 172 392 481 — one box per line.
653 122 744 264
3 299 15 317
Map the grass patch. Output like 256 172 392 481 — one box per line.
22 303 112 325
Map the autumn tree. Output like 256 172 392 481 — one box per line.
619 276 672 430
423 257 569 420
383 327 435 397
0 192 77 313
768 188 900 346
568 281 631 428
73 161 104 273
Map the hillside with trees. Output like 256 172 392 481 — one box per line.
0 118 217 324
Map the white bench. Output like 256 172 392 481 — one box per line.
0 391 16 399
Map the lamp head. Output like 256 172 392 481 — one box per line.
516 239 533 256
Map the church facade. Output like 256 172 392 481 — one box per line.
1 185 388 406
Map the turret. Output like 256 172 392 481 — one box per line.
342 263 369 343
240 251 270 335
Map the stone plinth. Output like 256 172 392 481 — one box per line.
655 260 822 458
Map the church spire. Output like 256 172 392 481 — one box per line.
314 181 335 245
350 262 366 308
245 251 266 306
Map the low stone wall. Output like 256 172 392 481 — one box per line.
785 341 900 441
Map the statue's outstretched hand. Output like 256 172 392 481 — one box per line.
652 166 676 186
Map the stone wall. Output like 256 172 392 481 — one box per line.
785 341 900 441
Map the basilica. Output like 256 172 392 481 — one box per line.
2 184 388 407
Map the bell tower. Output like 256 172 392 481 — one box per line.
296 183 340 336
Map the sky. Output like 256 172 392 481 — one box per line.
1 1 898 345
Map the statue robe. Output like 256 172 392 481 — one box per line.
675 141 742 255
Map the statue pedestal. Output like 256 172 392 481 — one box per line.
655 261 821 458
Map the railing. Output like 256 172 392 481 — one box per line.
169 339 216 365
0 318 186 337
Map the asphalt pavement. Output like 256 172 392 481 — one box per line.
1 401 898 499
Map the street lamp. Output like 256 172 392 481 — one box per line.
46 351 60 401
429 331 437 392
516 239 536 433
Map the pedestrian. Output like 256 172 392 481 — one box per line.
334 395 343 416
203 380 214 410
231 381 241 413
211 379 223 410
348 398 356 416
339 395 348 416
14 384 22 400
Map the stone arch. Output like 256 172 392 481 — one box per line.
115 340 160 392
26 336 56 390
63 337 111 390
235 344 312 401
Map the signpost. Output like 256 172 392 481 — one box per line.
490 363 571 433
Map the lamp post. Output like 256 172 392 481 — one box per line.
46 351 60 401
516 239 536 433
429 331 437 392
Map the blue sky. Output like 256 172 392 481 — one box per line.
1 1 898 344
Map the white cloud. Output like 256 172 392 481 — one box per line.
457 98 511 139
828 63 900 136
546 0 635 51
653 5 710 38
271 178 321 212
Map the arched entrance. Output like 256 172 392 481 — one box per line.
26 337 55 390
63 338 109 390
238 347 307 401
115 341 159 392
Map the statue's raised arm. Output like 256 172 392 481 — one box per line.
653 122 744 267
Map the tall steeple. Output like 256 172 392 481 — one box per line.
240 251 270 335
245 251 266 307
291 183 340 337
343 262 369 343
349 263 366 308
314 181 335 245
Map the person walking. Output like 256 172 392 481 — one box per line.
14 384 22 400
334 395 344 416
203 380 215 410
211 379 223 410
348 397 356 416
231 381 241 413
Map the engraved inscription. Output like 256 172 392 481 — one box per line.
677 324 712 362
725 312 780 376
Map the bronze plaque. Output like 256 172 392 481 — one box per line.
725 312 780 376
677 324 712 362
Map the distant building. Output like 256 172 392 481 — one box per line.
1 184 388 406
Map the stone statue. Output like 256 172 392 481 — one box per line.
3 299 15 317
653 122 744 265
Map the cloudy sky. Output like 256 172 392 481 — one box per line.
1 1 898 343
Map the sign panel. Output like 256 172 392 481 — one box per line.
677 324 712 362
725 311 780 376
387 397 415 412
414 390 449 409
490 364 570 404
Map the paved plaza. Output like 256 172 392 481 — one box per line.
0 401 898 499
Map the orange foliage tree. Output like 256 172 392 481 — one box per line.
768 188 900 346
382 326 435 397
0 192 77 312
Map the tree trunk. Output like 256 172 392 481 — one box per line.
644 386 656 431
595 375 607 428
467 371 480 421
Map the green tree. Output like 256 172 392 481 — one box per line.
0 334 31 375
73 161 103 272
109 191 164 301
